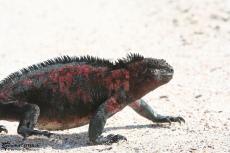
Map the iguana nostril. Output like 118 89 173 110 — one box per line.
170 68 174 73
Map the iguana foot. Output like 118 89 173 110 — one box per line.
106 134 127 144
19 128 53 140
93 134 127 144
155 116 185 125
29 129 53 138
0 125 8 133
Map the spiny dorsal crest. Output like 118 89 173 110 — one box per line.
0 53 144 88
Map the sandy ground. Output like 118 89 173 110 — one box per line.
0 0 230 152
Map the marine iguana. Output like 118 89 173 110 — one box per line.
0 53 185 144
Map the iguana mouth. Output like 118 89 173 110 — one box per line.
161 71 173 82
162 73 173 76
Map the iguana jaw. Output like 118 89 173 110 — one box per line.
156 69 174 83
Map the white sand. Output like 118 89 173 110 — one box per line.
0 0 230 152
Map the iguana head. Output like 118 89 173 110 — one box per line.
126 56 174 99
143 58 174 84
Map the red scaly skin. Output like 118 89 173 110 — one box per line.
105 97 121 115
0 54 184 144
0 63 130 130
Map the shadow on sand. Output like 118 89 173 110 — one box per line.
0 123 169 151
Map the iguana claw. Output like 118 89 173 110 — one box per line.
106 134 127 144
156 116 185 125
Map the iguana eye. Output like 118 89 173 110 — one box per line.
147 62 155 68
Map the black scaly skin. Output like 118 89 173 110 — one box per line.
0 53 185 144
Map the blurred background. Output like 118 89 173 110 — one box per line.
0 0 229 152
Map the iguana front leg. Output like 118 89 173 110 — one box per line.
129 99 185 124
89 97 127 144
